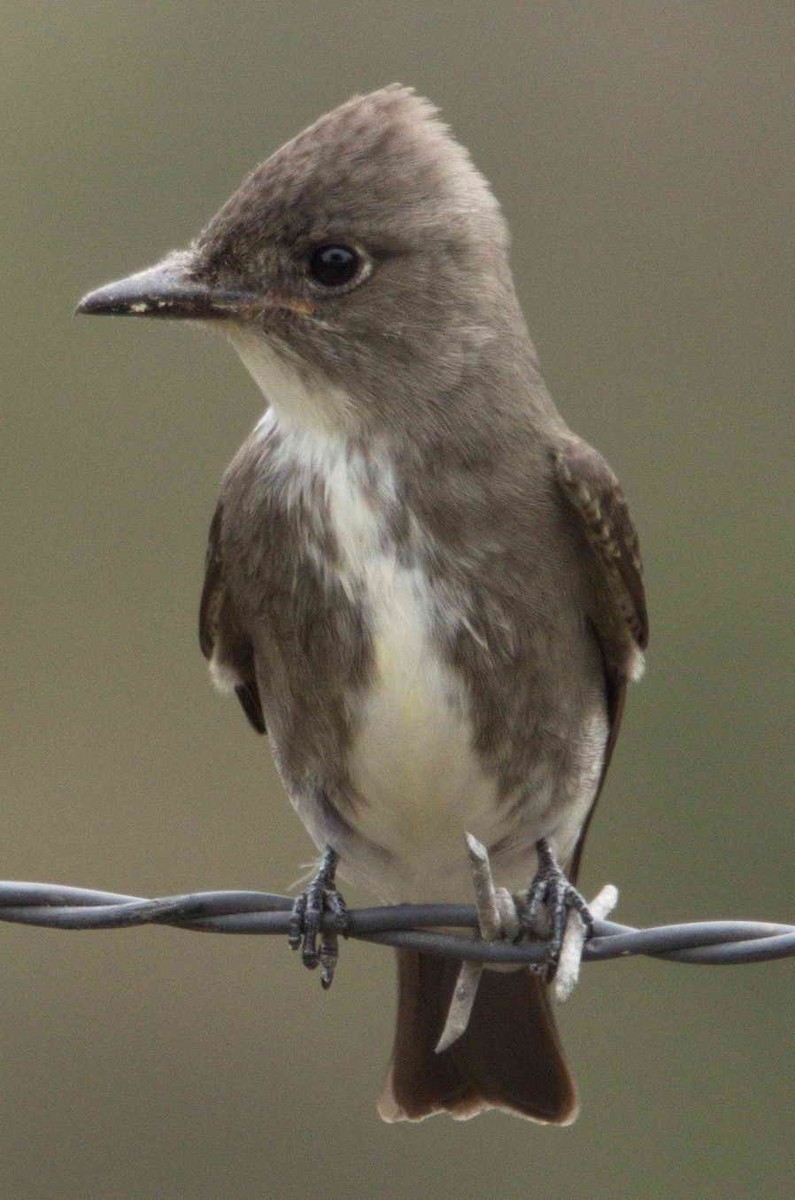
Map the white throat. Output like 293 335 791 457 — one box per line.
226 326 354 435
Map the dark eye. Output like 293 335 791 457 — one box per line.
307 244 362 288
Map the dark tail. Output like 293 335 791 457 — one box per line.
378 949 578 1124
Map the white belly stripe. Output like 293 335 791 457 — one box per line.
257 405 505 891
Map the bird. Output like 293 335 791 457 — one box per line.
77 84 648 1124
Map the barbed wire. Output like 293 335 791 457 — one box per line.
1 880 793 966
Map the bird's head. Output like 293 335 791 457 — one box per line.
78 85 520 436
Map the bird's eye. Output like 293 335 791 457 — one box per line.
307 244 363 289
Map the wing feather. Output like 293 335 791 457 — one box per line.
199 500 266 735
553 439 648 878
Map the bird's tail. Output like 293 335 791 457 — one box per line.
378 948 578 1123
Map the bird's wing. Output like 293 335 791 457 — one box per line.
552 438 648 878
199 500 266 735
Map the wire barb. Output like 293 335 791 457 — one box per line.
436 833 523 1053
555 883 619 1001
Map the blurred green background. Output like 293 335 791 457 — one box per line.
3 3 792 1197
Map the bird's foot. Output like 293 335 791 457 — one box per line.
518 838 593 983
288 847 349 989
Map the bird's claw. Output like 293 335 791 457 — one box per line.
288 847 349 988
518 838 593 982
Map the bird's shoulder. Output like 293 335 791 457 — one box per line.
551 433 648 660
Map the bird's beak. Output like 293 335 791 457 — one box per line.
75 252 260 321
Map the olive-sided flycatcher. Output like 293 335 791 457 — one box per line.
77 85 647 1124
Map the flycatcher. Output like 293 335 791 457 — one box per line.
77 85 647 1124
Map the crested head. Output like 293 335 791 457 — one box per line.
193 86 537 437
79 86 545 440
196 85 506 275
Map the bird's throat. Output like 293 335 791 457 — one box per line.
226 326 356 436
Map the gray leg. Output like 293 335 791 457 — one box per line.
288 847 349 989
518 838 593 981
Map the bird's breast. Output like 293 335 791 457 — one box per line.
260 410 506 895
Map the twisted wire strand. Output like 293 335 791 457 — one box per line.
1 881 792 965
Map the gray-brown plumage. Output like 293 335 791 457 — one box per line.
77 85 647 1124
